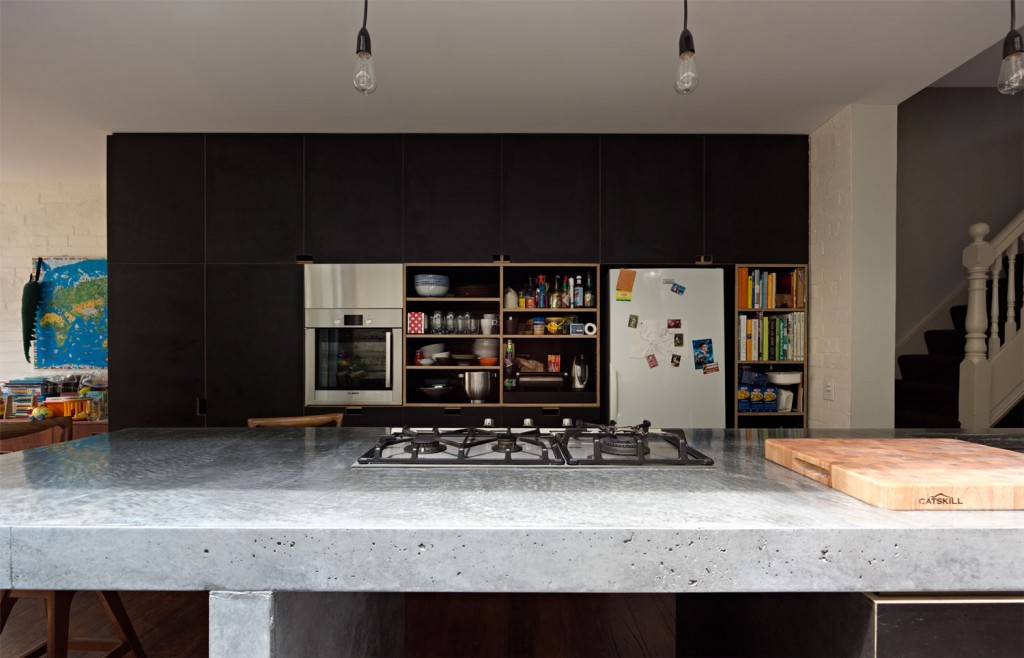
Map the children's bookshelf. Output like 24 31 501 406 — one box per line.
734 264 808 428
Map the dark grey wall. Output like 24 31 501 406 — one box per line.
896 88 1023 340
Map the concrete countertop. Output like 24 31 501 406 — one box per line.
1 427 1022 593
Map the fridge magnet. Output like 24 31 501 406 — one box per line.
616 268 637 293
628 314 638 328
673 333 685 347
646 353 659 368
667 318 681 329
670 282 686 296
692 338 714 370
615 290 633 302
702 361 720 374
670 354 681 367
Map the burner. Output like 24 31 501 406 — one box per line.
491 432 524 453
598 434 651 456
404 433 447 454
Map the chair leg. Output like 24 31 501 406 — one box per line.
45 590 75 658
96 591 146 657
0 589 16 633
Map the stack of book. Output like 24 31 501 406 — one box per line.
1 377 57 417
738 312 805 362
737 267 805 309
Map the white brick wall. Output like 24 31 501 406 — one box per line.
0 182 106 381
809 107 854 428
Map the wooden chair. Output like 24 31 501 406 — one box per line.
246 412 344 428
0 589 146 657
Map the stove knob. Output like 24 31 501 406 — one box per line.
523 418 535 427
562 417 573 427
482 418 494 427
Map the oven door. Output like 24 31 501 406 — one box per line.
305 308 403 406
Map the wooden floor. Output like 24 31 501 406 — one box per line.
0 590 208 658
1 591 673 657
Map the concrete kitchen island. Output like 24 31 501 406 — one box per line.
2 427 1022 656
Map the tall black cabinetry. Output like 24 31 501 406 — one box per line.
206 134 304 264
108 134 305 429
304 135 403 263
206 266 303 427
403 135 501 262
502 135 599 263
705 136 809 264
600 135 704 264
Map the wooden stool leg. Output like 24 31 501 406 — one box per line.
96 591 146 657
0 589 16 633
45 590 75 658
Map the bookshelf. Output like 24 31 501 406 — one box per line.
734 264 808 429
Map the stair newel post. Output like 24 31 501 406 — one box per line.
959 223 994 428
1006 239 1019 339
989 258 1002 357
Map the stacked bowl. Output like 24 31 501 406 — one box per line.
413 274 450 297
472 339 500 362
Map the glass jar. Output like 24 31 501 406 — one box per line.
532 317 545 335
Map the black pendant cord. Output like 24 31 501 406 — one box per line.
684 0 688 30
362 0 369 30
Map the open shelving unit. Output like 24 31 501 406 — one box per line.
734 264 808 429
403 263 600 414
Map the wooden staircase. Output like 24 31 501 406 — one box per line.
895 294 1022 428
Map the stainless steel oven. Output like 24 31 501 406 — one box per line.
304 264 404 406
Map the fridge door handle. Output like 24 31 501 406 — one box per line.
609 367 618 423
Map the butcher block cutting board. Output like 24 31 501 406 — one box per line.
764 438 1024 510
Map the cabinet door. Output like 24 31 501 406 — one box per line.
206 265 303 427
403 135 501 262
705 136 809 264
305 135 403 263
502 135 599 262
108 264 205 430
206 135 304 264
304 406 404 428
601 135 703 264
107 134 205 264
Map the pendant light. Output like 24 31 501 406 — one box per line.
998 0 1024 95
674 0 697 95
353 0 376 95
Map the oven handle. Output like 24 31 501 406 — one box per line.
385 330 393 389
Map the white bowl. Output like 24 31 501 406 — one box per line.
421 343 445 357
433 351 450 358
767 372 802 385
419 358 435 366
415 284 449 297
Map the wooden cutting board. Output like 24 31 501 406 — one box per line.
764 438 1024 510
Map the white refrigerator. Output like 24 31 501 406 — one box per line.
607 268 726 428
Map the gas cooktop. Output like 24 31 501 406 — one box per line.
355 420 714 467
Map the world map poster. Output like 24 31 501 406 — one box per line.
35 258 108 368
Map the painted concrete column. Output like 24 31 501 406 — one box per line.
809 105 898 428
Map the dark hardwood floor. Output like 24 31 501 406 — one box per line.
1 591 673 657
0 590 208 658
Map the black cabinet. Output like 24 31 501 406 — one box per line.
304 406 404 428
403 135 501 262
305 135 403 263
108 264 205 430
600 135 703 264
705 136 809 264
206 265 304 427
502 136 599 262
107 134 205 264
206 135 304 264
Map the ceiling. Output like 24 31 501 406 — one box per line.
1 0 1019 182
